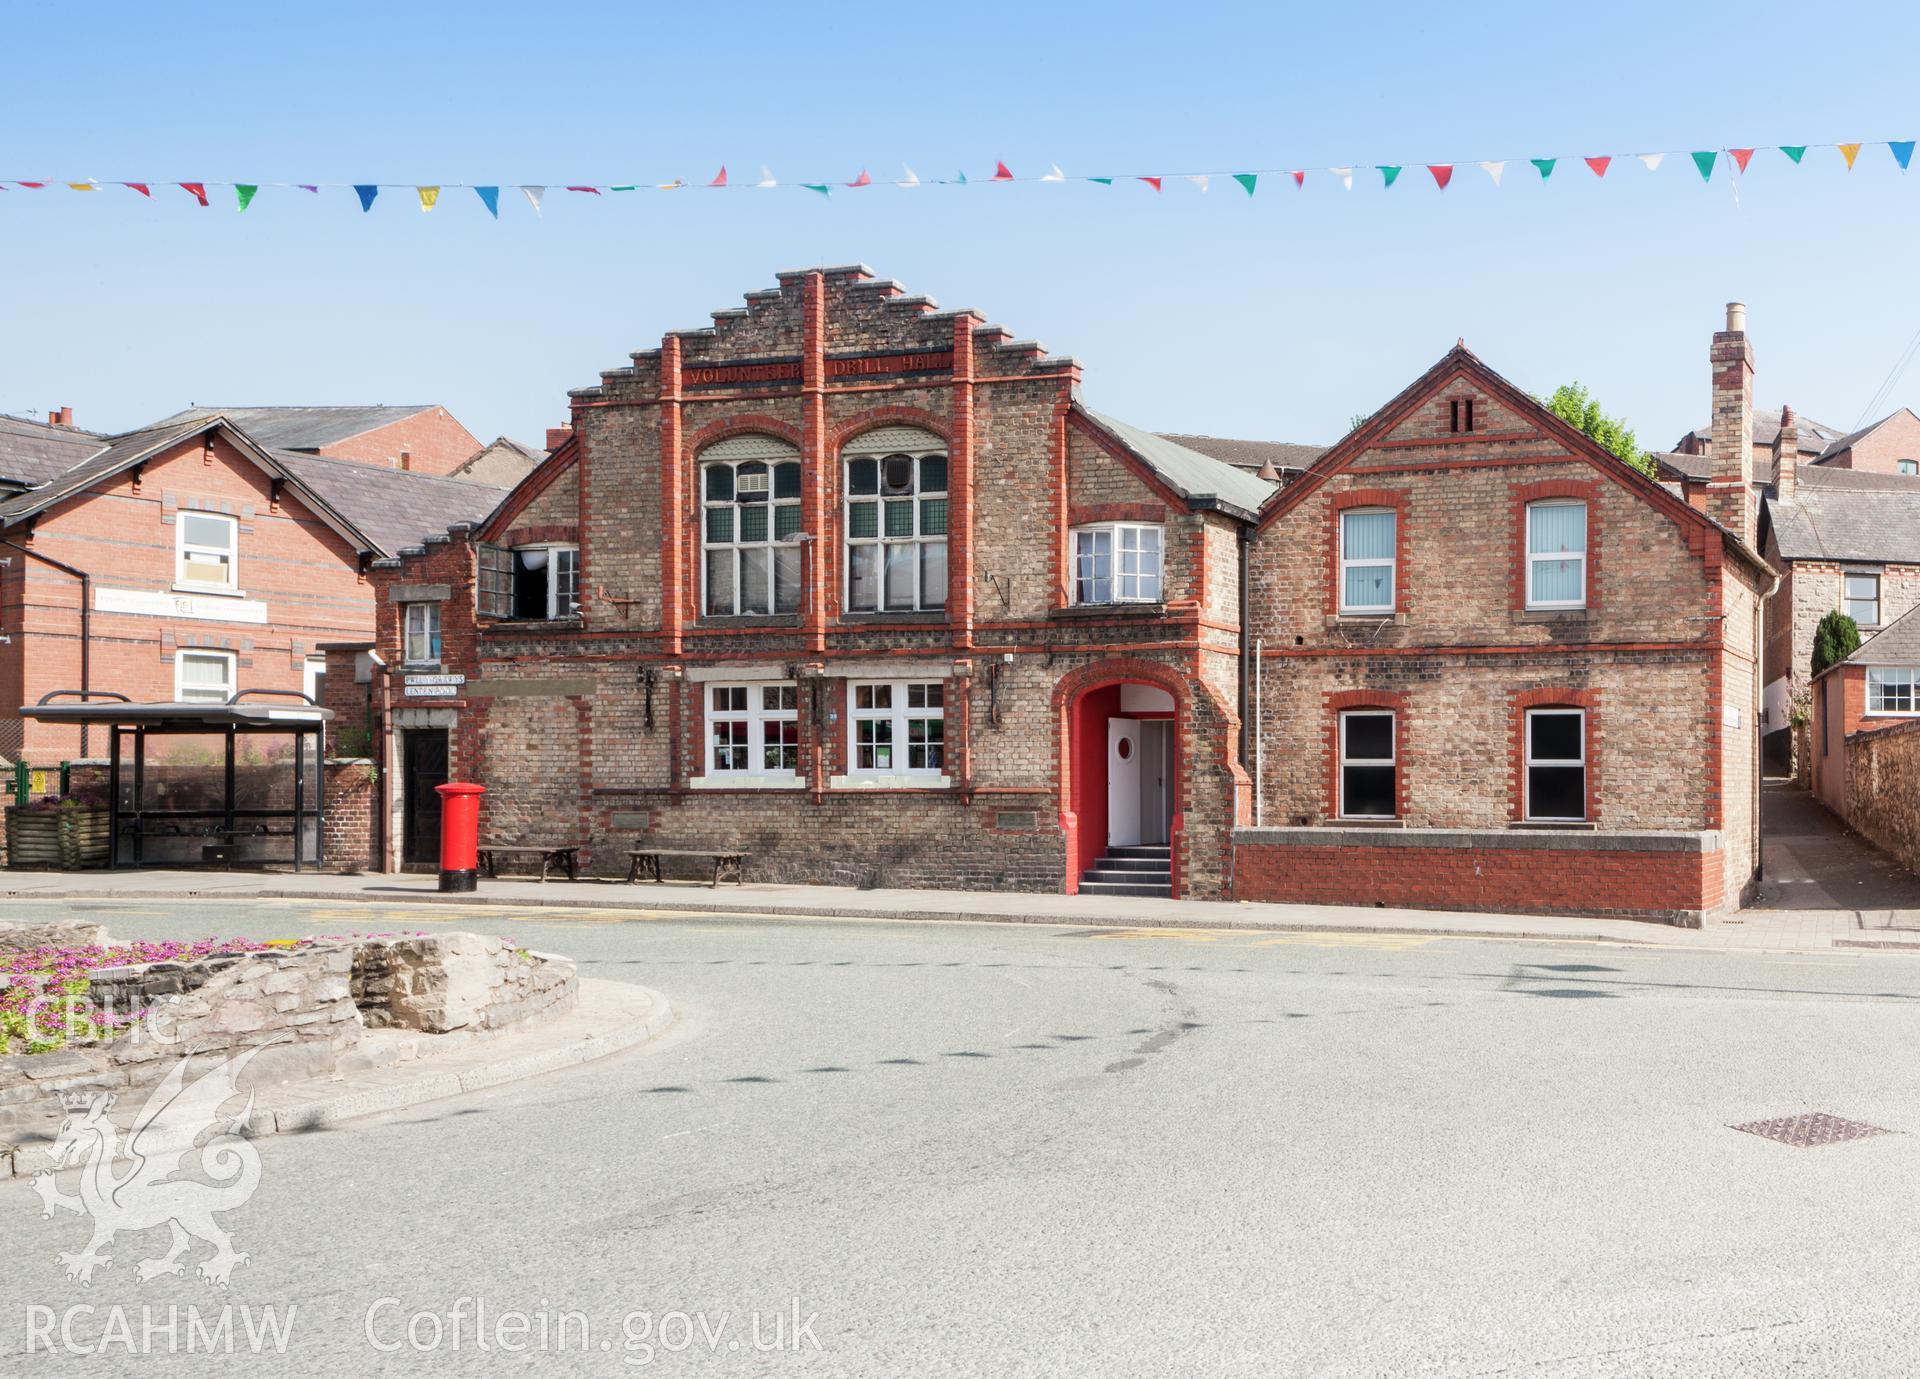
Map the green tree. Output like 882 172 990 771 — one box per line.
1544 382 1655 478
1812 609 1863 676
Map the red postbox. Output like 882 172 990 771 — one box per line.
433 782 486 892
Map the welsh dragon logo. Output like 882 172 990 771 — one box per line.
31 1043 269 1288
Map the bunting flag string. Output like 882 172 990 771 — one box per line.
6 139 1916 216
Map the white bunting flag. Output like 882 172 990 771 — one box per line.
756 165 777 188
1331 166 1353 190
899 165 920 187
1638 153 1665 172
1479 160 1506 185
1041 163 1066 182
1186 174 1208 192
520 185 544 216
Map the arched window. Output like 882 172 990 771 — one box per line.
843 427 947 613
700 435 802 617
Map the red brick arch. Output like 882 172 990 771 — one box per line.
1509 686 1602 823
1324 687 1410 821
1052 659 1193 897
686 415 804 455
1511 477 1603 612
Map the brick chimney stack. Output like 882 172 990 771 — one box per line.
546 424 573 451
1774 403 1798 501
1708 302 1755 546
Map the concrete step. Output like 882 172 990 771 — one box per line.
1105 845 1171 859
1081 866 1172 886
1088 855 1170 873
1077 878 1174 898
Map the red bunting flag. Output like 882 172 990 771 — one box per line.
1428 164 1453 190
1585 156 1611 178
125 183 151 196
848 169 871 188
1729 147 1755 173
18 181 45 188
178 182 208 206
565 185 600 194
1139 176 1162 192
992 161 1014 182
1291 170 1305 188
709 166 727 187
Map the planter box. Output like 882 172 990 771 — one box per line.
6 810 63 869
59 808 111 869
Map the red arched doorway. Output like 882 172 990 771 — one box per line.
1064 677 1181 897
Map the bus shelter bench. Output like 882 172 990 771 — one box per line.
626 848 749 888
477 845 581 883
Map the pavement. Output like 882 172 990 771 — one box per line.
3 897 1920 1375
2 782 1915 953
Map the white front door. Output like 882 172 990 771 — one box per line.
1107 717 1142 847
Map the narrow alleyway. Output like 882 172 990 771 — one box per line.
1754 781 1920 924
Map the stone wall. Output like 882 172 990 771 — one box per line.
351 933 576 1035
1841 718 1920 874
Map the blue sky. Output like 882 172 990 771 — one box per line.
4 0 1920 453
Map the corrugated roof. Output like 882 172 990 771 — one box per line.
270 450 508 556
1154 432 1326 476
1847 602 1920 666
151 404 439 451
1075 406 1278 515
0 414 112 488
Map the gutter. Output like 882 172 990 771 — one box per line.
0 536 92 757
1236 522 1252 771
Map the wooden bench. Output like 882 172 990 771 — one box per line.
477 845 581 882
627 848 750 888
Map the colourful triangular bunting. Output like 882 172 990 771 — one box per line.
1428 164 1452 190
1892 141 1915 171
1729 148 1755 173
354 184 378 212
709 166 727 187
1378 165 1402 187
802 183 831 197
1691 150 1717 180
1480 161 1505 185
1840 142 1862 169
1531 158 1556 179
179 182 208 206
1779 145 1807 163
1233 173 1257 195
1585 156 1611 178
235 184 258 211
1139 176 1162 192
992 161 1014 182
475 186 499 218
416 186 439 212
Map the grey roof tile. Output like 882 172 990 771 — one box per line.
151 404 438 451
1765 480 1920 563
1156 432 1327 475
1848 602 1920 665
0 414 112 488
1681 407 1847 453
270 450 508 556
1075 406 1278 515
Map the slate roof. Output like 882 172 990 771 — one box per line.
1813 408 1919 462
270 450 508 556
1154 432 1327 476
1075 406 1279 515
1847 602 1920 666
449 436 547 486
151 404 439 451
0 420 212 523
1650 450 1713 482
0 414 112 489
1680 407 1847 454
1765 474 1920 564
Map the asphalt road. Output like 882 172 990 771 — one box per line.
7 897 1920 1376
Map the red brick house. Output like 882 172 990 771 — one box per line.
336 267 1771 922
0 411 504 761
1808 603 1920 814
154 405 482 477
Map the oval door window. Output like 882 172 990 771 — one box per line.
1116 738 1133 760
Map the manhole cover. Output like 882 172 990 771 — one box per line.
1730 1112 1894 1148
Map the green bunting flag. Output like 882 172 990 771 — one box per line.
1089 176 1113 185
610 185 637 192
1378 165 1401 187
234 184 258 211
1691 150 1717 181
1232 173 1256 195
1530 158 1555 179
1779 145 1807 163
802 183 830 197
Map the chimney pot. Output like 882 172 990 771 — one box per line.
50 406 73 428
1256 458 1281 483
399 449 413 472
1726 301 1747 334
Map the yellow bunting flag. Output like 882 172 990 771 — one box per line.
417 185 440 212
1839 143 1862 169
67 181 97 191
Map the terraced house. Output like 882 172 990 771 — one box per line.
334 271 1772 923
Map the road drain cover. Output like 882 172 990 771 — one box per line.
1731 1112 1894 1148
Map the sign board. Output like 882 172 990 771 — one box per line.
403 685 460 699
95 586 269 625
405 673 466 687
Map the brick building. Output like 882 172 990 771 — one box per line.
336 270 1771 922
154 404 483 476
0 410 504 761
1808 603 1920 814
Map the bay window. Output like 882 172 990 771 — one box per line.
848 681 946 779
707 683 799 778
844 430 947 613
1867 668 1920 716
702 441 803 617
1526 501 1587 609
1339 508 1396 613
1072 523 1163 604
1524 708 1587 821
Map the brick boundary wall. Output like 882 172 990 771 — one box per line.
323 758 377 872
1230 827 1724 925
1840 718 1920 876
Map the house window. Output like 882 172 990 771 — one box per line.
1072 524 1163 604
1449 398 1475 433
702 454 802 617
511 545 580 619
176 511 237 591
1867 669 1920 715
849 681 946 777
1844 573 1881 627
1526 501 1588 609
1524 708 1587 821
707 683 799 776
1338 711 1396 818
403 603 442 666
845 449 947 612
1339 508 1396 613
175 649 235 704
1900 459 1918 476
